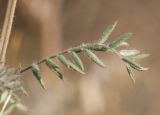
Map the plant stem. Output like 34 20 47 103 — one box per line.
20 47 81 73
0 90 12 115
20 43 108 73
20 50 68 73
0 0 17 62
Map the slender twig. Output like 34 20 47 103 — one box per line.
0 90 12 115
20 50 68 73
20 43 108 73
0 0 17 62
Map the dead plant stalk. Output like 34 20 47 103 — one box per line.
0 0 17 62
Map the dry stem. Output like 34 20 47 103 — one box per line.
0 0 17 62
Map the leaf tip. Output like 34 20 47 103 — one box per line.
39 79 46 90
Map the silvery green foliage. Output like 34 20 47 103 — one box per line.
31 63 46 89
70 51 84 71
25 22 149 87
0 63 26 115
84 49 106 68
45 58 63 80
98 21 117 44
0 64 21 91
0 22 148 115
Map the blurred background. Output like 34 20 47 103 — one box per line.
0 0 159 115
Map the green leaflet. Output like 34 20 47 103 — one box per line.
45 58 59 68
58 54 85 74
69 62 85 74
84 49 106 68
126 64 135 83
122 58 148 71
109 33 132 48
71 51 84 71
118 42 129 47
119 49 140 57
31 63 46 89
130 54 149 61
58 54 70 68
6 80 21 90
99 21 117 44
45 58 63 80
